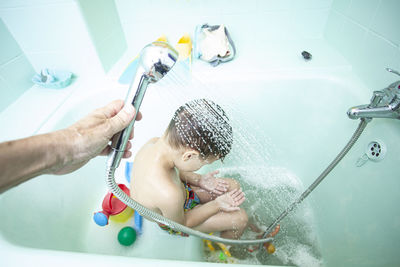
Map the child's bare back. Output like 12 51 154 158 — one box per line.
130 99 248 239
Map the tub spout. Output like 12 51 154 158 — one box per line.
347 103 400 119
347 69 400 120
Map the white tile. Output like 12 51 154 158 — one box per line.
370 0 400 45
0 2 92 53
0 1 102 77
331 0 352 14
336 17 367 67
256 0 293 11
254 11 295 40
356 32 400 89
293 8 331 39
346 0 380 28
0 18 22 65
291 0 334 9
0 0 71 8
0 54 35 101
219 0 259 15
324 10 345 48
0 76 11 112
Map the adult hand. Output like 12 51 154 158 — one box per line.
54 100 141 174
215 188 245 212
198 170 229 196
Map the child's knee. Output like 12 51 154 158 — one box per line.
234 208 249 229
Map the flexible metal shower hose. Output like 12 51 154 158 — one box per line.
260 119 369 241
106 166 273 245
106 119 368 246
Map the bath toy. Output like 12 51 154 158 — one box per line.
118 226 137 246
32 69 73 89
193 24 236 66
218 251 226 262
203 233 232 262
204 239 215 252
264 242 275 254
118 35 168 84
261 224 280 254
125 161 133 183
133 210 143 235
93 184 134 226
247 224 280 254
175 34 192 69
124 161 143 235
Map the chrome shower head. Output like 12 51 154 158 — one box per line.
108 41 178 168
139 41 179 82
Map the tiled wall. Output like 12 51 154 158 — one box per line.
325 0 400 89
0 0 104 79
0 0 128 112
0 18 35 112
116 0 333 55
77 0 127 72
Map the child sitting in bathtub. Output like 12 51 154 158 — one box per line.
130 99 249 239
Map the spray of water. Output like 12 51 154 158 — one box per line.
149 63 322 266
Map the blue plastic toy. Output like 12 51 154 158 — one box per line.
125 161 143 235
32 68 72 89
93 184 134 226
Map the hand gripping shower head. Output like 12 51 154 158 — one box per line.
108 41 178 169
105 42 275 245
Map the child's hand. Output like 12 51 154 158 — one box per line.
199 170 228 195
215 189 245 212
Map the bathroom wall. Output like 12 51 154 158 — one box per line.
0 0 104 79
325 0 400 89
0 18 35 112
77 0 127 72
115 0 334 56
0 0 128 113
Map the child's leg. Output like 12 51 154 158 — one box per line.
192 178 241 203
192 208 248 239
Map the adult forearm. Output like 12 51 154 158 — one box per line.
0 130 71 193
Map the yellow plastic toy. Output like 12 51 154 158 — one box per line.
203 233 235 263
175 34 192 70
93 184 134 226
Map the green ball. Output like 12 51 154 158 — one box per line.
118 226 137 246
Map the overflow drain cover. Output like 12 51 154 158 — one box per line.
356 140 387 167
365 140 386 161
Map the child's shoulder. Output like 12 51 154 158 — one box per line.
156 178 184 200
147 137 159 144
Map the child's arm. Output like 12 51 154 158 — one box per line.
178 171 201 185
185 189 245 227
179 170 228 195
160 188 245 228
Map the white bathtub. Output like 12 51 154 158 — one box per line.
1 42 400 267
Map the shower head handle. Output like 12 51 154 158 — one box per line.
108 41 178 169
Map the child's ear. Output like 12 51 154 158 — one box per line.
182 150 200 161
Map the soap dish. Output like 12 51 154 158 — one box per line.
32 70 73 89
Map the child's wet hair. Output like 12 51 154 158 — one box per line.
166 99 233 160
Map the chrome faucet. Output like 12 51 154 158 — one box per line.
347 68 400 120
